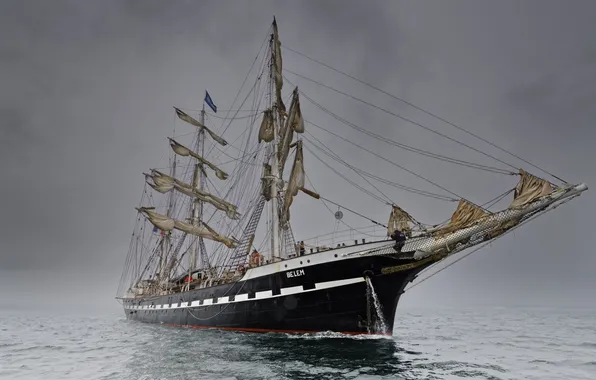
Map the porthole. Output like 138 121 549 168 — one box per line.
307 260 310 263
300 261 303 264
284 264 287 268
334 254 338 258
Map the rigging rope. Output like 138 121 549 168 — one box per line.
305 174 386 238
284 69 522 174
317 196 387 229
281 45 567 183
304 144 392 205
304 133 457 202
406 193 575 291
299 90 514 176
303 118 477 206
298 137 393 205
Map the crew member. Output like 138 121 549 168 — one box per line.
299 241 305 256
249 249 263 267
391 229 406 253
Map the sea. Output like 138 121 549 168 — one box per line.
1 306 595 380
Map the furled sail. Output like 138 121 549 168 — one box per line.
144 173 174 193
138 207 176 231
272 18 285 115
278 88 303 174
168 138 229 180
509 169 554 208
146 170 240 220
433 199 490 237
281 141 319 227
173 107 228 146
151 169 191 189
387 205 415 236
258 109 275 143
136 207 238 248
261 163 273 201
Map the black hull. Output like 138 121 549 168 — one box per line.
122 249 433 335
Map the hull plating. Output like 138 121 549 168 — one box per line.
122 254 430 334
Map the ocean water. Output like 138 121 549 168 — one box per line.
1 307 595 380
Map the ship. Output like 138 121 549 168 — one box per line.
116 18 588 335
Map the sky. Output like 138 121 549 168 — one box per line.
1 0 595 316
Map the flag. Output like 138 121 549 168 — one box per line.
153 226 165 236
204 91 217 113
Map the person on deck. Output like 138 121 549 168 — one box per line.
391 229 406 253
299 241 305 256
249 249 263 267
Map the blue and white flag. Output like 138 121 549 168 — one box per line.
204 91 217 113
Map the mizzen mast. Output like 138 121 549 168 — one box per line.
188 102 206 282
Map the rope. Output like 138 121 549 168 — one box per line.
406 194 576 291
282 44 566 183
300 90 514 176
302 136 395 205
305 174 383 238
304 133 456 202
285 69 520 173
303 118 473 204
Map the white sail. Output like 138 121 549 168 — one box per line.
146 170 240 220
258 109 275 143
136 207 176 231
433 199 490 237
136 207 238 248
387 205 415 236
168 138 229 180
272 18 285 115
509 169 554 208
278 88 302 173
174 107 228 146
281 141 319 226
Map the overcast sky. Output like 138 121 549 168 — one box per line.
1 0 594 316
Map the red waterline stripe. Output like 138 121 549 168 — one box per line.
164 323 392 336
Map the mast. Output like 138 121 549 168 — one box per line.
269 23 281 262
157 129 177 290
188 103 206 277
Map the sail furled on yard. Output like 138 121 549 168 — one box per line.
433 199 490 237
136 207 238 248
509 169 554 208
168 138 229 180
387 205 415 236
258 109 275 143
278 88 304 174
145 170 240 220
272 18 285 115
261 164 273 200
173 107 228 146
280 141 319 227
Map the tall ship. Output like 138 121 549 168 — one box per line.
117 19 587 334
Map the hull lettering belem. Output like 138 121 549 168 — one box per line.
286 269 305 278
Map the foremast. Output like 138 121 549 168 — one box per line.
261 18 318 263
268 18 282 262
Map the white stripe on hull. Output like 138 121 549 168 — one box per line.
124 277 365 311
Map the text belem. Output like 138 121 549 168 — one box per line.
286 269 305 278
